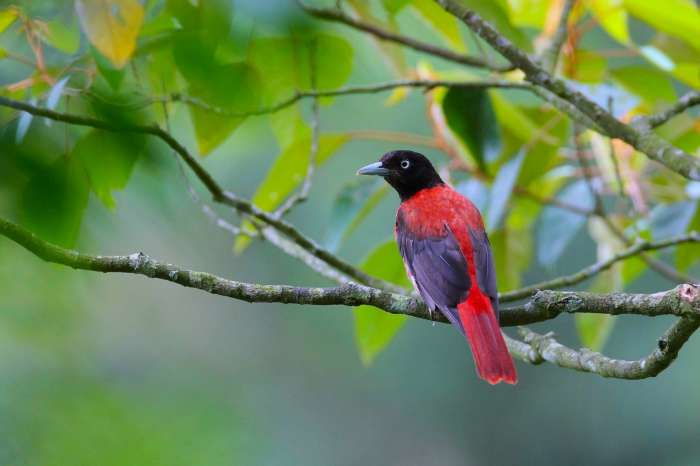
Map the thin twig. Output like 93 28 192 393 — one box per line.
160 83 253 238
540 0 577 72
296 1 513 72
158 79 532 117
500 232 700 302
639 90 700 129
0 96 404 294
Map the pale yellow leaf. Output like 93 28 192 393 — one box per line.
589 0 630 44
75 0 144 68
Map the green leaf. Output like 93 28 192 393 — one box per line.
20 156 90 248
0 6 18 34
576 313 615 351
505 0 548 28
325 178 388 252
44 18 81 54
589 0 629 44
248 33 353 148
250 33 353 102
354 241 410 366
443 87 501 170
486 150 525 230
491 223 531 291
611 66 676 107
489 91 541 145
352 0 408 76
187 62 261 155
73 130 145 208
234 133 350 253
166 0 231 48
76 0 145 69
537 181 594 266
624 0 700 52
251 134 349 213
621 256 647 286
92 46 125 90
672 63 700 88
411 0 466 51
382 0 411 15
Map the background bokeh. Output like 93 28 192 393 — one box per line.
1 1 699 465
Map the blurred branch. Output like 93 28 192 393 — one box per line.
2 215 699 380
637 90 700 129
500 232 700 303
513 313 700 379
153 79 532 117
539 0 577 72
434 0 700 181
296 1 513 72
0 96 404 294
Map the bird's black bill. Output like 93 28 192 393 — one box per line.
357 161 391 176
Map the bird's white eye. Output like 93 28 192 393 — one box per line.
400 160 410 169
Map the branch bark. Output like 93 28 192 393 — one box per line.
2 215 699 380
514 314 700 379
638 90 700 129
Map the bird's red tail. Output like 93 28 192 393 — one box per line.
458 294 517 385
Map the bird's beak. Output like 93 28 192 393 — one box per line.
357 161 391 176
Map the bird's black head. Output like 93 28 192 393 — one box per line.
357 150 444 201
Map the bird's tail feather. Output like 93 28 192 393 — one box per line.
458 295 517 385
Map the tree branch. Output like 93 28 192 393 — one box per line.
638 90 700 129
0 96 403 294
2 215 699 380
500 233 700 303
155 79 532 118
505 284 700 326
539 0 576 72
434 0 700 180
514 314 700 379
297 1 513 72
0 216 419 316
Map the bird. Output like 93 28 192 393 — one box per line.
357 150 517 385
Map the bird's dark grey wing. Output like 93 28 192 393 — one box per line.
396 217 471 332
469 227 499 320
